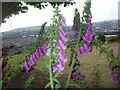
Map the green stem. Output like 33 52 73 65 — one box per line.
49 57 54 89
95 41 117 62
65 51 75 89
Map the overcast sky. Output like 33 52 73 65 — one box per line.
0 0 119 32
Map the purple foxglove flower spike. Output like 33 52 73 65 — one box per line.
27 61 32 69
79 46 86 56
24 61 30 72
59 31 68 42
46 48 51 55
58 52 68 64
38 47 44 56
72 25 76 32
61 17 66 27
35 50 40 59
85 33 93 41
87 29 94 38
71 72 77 80
41 45 47 54
23 72 30 79
52 16 68 73
83 43 89 53
59 25 66 35
28 56 35 66
32 53 38 63
44 42 48 47
82 36 91 44
62 17 66 22
31 56 36 65
53 66 58 73
53 60 65 73
58 39 67 51
88 44 92 52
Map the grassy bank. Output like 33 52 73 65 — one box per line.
4 42 118 88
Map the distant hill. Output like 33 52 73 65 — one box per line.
92 19 118 31
2 19 119 40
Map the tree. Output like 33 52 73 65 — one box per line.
97 33 106 43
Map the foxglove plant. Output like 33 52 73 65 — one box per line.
44 7 68 89
23 42 48 78
92 40 120 88
50 17 68 73
109 62 120 87
65 1 94 88
23 22 47 78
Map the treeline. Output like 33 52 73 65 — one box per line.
107 34 120 43
97 33 120 43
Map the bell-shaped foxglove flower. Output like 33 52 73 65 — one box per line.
58 39 67 51
59 25 66 35
32 53 38 63
59 31 68 43
39 47 44 56
35 50 40 59
58 52 68 64
28 56 36 66
53 59 65 73
24 61 30 73
72 25 76 32
79 46 86 56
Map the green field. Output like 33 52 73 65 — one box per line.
4 42 119 88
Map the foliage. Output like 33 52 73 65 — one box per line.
107 34 120 43
24 75 35 88
97 33 106 43
1 0 120 89
2 1 75 24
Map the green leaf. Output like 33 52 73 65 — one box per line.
99 50 104 56
54 73 60 78
44 64 50 69
55 84 60 88
95 46 98 51
45 82 51 88
110 49 113 55
106 56 110 63
68 84 81 88
53 78 60 85
72 66 80 72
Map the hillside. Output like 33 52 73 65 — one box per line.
2 19 119 40
1 19 119 48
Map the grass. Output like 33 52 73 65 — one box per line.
4 42 119 88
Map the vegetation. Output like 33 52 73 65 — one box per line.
97 33 106 43
107 34 120 43
2 42 118 88
2 1 75 24
1 0 119 89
